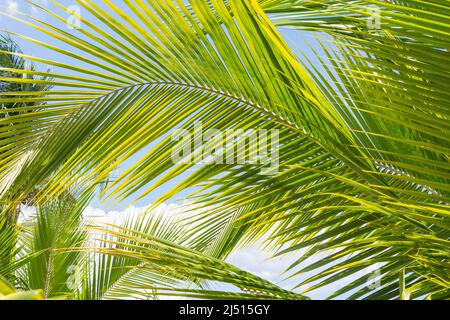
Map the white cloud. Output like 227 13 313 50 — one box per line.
82 205 106 218
6 0 18 15
83 202 189 226
226 241 371 299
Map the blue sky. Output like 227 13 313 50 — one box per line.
1 0 366 299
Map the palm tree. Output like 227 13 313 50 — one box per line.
1 187 304 300
0 0 448 299
0 35 51 115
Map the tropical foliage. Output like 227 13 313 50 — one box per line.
0 0 449 299
0 35 52 224
1 188 303 299
0 275 44 300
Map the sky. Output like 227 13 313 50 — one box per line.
2 0 374 299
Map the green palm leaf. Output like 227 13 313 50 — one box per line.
0 0 448 300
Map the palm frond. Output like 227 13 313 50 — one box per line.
83 207 306 300
0 0 448 300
